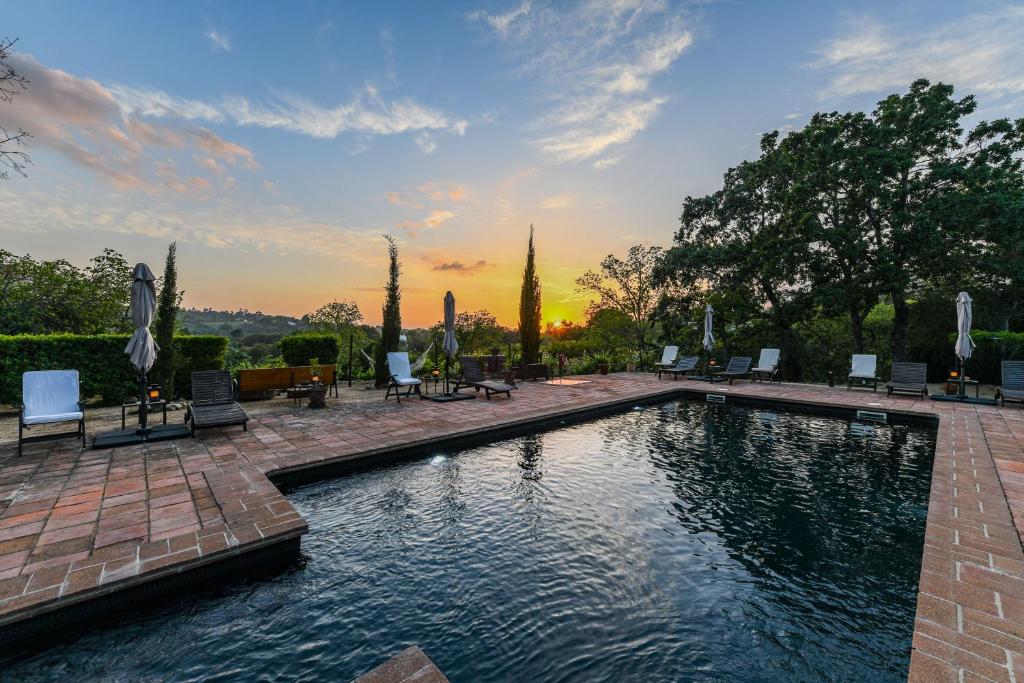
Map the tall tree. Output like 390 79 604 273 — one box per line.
0 37 31 179
577 244 663 369
306 300 362 335
153 243 181 397
518 225 542 365
375 235 402 387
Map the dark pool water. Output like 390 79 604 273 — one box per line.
3 401 935 682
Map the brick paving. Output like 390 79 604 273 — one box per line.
1 373 1023 681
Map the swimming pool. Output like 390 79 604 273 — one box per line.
3 400 935 681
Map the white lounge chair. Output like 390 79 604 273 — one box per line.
654 346 679 370
386 352 422 403
751 348 781 383
848 354 879 391
19 369 86 456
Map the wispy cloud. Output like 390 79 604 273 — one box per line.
3 54 257 190
396 209 456 234
540 193 576 209
471 0 693 165
431 259 491 274
813 8 1024 102
204 27 232 53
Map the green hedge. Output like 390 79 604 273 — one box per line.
280 332 340 367
0 334 227 405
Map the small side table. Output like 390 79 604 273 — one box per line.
121 399 168 430
287 384 313 406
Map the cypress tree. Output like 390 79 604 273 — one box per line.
375 235 402 386
153 242 179 397
518 225 542 365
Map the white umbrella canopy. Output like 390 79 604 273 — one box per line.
124 263 159 374
443 291 458 359
955 291 976 362
703 304 715 352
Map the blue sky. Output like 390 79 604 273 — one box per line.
3 1 1022 325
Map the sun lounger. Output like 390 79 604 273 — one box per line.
848 354 879 391
187 370 248 435
886 362 928 398
1000 361 1024 406
713 356 752 384
751 348 781 383
456 356 515 399
654 346 679 370
658 355 699 380
18 370 86 457
385 352 422 403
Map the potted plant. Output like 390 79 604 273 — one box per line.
308 358 327 409
593 354 610 375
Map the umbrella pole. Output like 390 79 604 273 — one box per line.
137 372 149 436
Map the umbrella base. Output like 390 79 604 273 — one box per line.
931 395 998 406
92 423 192 449
423 392 476 403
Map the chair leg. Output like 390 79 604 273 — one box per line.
17 421 23 458
243 421 248 432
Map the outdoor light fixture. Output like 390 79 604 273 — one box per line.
709 358 718 367
432 367 441 378
949 368 960 380
148 385 161 401
311 373 321 384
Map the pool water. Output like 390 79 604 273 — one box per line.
4 401 935 682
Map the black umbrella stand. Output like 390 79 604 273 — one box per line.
93 371 191 449
424 353 474 403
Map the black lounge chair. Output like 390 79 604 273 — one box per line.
187 370 248 436
886 362 928 398
455 357 515 399
1001 361 1024 406
658 355 699 380
713 357 752 385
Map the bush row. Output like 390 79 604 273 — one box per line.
0 334 228 405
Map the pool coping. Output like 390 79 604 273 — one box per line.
2 375 1023 682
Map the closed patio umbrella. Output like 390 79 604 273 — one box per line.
703 304 715 353
955 291 975 395
443 291 458 393
124 263 158 432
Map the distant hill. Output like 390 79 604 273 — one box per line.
179 308 309 344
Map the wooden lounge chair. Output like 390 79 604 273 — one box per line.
654 346 679 371
848 354 879 391
751 348 781 383
18 370 86 457
713 357 752 385
385 352 422 403
1000 361 1024 406
456 357 515 399
187 370 248 436
658 355 698 380
886 362 928 398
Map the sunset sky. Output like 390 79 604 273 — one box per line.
3 1 1022 327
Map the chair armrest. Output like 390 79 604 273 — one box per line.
19 404 25 424
232 378 240 400
79 401 86 415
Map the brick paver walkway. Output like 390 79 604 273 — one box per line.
1 373 1023 682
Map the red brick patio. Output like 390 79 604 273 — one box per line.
2 373 1023 681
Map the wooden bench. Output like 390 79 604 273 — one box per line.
236 365 338 400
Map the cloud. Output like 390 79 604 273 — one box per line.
3 53 257 190
472 0 693 165
540 193 577 209
813 8 1024 102
468 0 531 39
396 209 456 233
593 156 622 170
431 259 491 274
415 132 437 154
204 27 232 53
387 181 467 206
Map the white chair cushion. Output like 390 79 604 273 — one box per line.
23 370 81 421
850 354 877 377
659 346 679 365
23 411 84 426
756 348 780 370
392 377 422 386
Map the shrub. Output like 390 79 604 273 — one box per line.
949 331 1024 385
279 332 340 367
0 334 227 404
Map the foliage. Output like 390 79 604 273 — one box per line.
0 248 134 335
0 334 227 404
960 331 1024 385
518 225 542 365
152 243 181 397
657 78 1024 374
279 333 341 368
430 310 509 356
0 37 31 179
305 300 362 335
376 235 402 386
577 244 663 368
